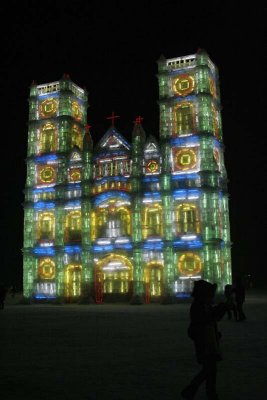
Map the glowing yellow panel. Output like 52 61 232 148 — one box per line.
173 74 194 96
145 159 159 173
72 101 82 121
69 168 81 182
38 258 55 279
38 166 56 183
178 253 202 276
175 148 197 171
39 98 58 118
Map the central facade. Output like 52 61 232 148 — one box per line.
23 50 232 303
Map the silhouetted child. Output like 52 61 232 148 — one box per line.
224 284 237 320
233 277 246 321
181 280 227 400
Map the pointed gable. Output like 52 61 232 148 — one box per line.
70 149 82 162
144 135 160 157
95 127 131 153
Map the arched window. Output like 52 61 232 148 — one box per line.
71 125 83 150
144 262 163 298
142 204 163 239
40 123 57 153
95 254 133 297
175 203 200 235
37 212 55 240
65 210 82 242
174 102 194 135
64 265 82 297
211 104 219 139
95 204 131 239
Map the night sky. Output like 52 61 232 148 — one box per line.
0 1 266 288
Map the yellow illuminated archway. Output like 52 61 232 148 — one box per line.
174 102 195 135
144 261 164 299
71 124 83 149
64 210 82 242
142 203 163 239
64 264 82 297
40 122 57 153
175 203 200 234
93 200 131 240
95 254 133 296
37 212 55 240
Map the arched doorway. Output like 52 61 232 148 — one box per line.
64 265 82 300
144 262 164 303
95 254 133 303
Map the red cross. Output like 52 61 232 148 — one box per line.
134 115 144 125
106 111 120 127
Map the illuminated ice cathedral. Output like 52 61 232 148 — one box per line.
23 50 232 303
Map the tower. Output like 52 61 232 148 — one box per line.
23 75 90 299
157 49 231 293
23 50 232 303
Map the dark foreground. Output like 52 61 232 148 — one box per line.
1 290 266 400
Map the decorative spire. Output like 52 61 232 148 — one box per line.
132 115 146 142
83 124 93 151
196 47 208 55
106 111 120 127
157 54 166 62
62 73 71 80
133 115 144 125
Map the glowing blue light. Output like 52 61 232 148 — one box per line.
34 154 58 164
94 191 131 206
93 245 114 252
38 93 59 100
66 184 81 190
34 202 55 210
175 293 191 298
171 173 199 181
170 135 199 146
95 176 129 184
143 240 164 250
64 200 81 208
144 191 161 198
173 239 203 249
143 177 160 183
188 189 201 196
213 137 222 148
64 246 81 254
173 190 187 199
33 188 55 194
173 94 196 102
115 243 133 250
33 247 55 255
93 150 129 161
35 295 57 299
172 189 201 199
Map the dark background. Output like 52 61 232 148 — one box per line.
0 0 266 289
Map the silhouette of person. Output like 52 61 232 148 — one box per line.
224 284 237 320
10 285 16 298
0 283 7 309
233 276 246 321
181 280 227 400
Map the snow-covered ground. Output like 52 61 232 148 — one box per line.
1 289 266 400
